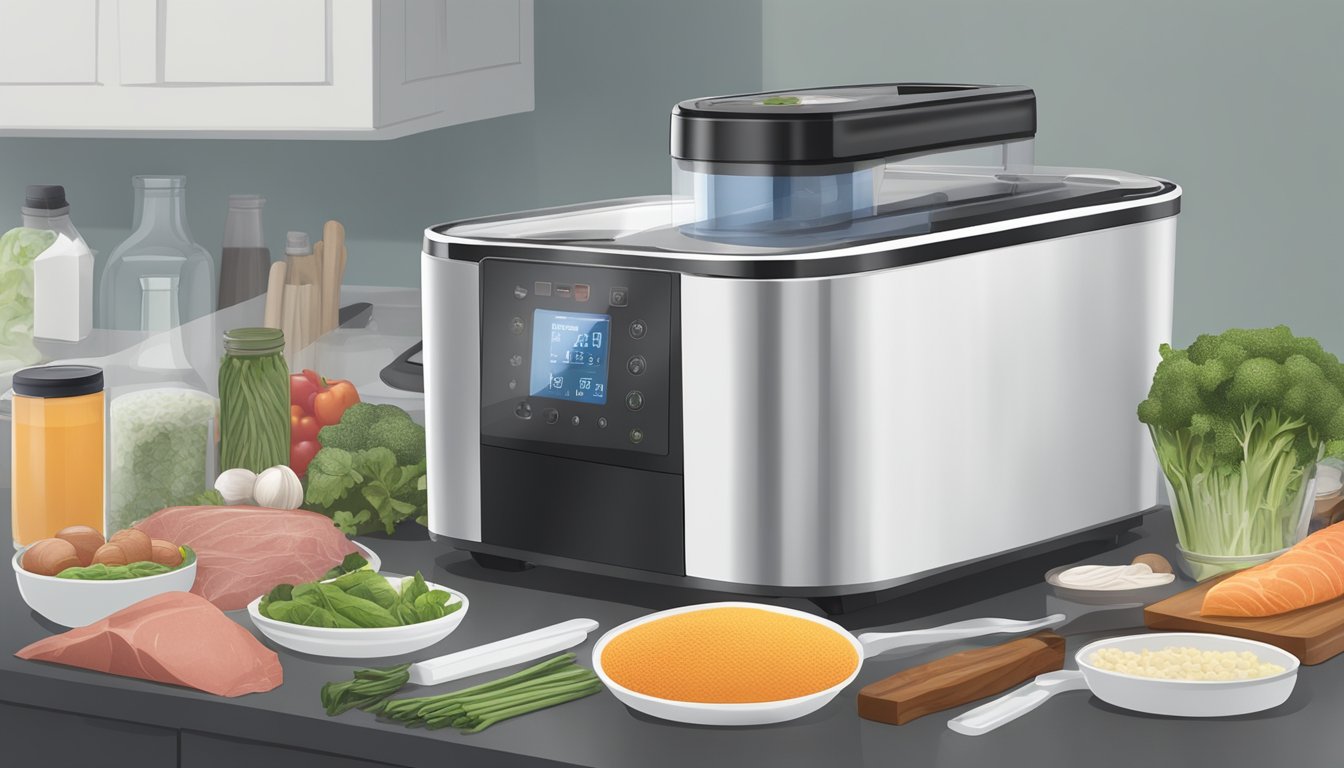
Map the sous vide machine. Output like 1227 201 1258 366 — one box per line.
423 84 1181 612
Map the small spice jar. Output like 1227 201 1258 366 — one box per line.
219 327 290 473
11 365 105 547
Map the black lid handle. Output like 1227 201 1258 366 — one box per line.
671 83 1036 167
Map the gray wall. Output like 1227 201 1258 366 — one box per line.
0 1 763 290
764 0 1344 350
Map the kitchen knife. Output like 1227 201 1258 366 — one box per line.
407 618 600 686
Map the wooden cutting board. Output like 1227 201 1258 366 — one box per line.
857 631 1065 725
1144 575 1344 665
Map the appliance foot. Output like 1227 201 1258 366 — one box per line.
810 592 879 616
470 551 533 572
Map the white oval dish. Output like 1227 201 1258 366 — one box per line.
1044 564 1179 605
246 574 468 659
1075 632 1299 717
13 545 199 627
591 601 864 727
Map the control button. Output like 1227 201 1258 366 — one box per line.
510 317 525 335
509 354 523 367
555 284 573 298
571 415 581 426
507 379 517 391
610 287 629 307
625 391 644 411
534 281 552 297
574 284 591 302
513 285 528 300
598 417 608 429
628 319 647 339
629 428 644 444
514 401 532 420
627 355 647 376
543 408 560 425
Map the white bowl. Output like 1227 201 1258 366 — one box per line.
246 574 468 659
1076 632 1299 717
592 601 864 726
13 545 199 627
350 541 382 573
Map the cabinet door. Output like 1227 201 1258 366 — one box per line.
378 0 533 131
181 731 406 768
0 701 177 767
120 0 331 85
0 0 99 84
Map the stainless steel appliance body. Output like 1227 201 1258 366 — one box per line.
421 84 1181 603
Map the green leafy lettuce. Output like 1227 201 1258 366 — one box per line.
302 446 427 536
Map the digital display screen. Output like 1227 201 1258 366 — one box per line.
529 310 611 404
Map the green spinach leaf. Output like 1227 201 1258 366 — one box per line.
266 600 341 628
335 571 399 609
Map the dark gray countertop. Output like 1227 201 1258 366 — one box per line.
3 507 1340 768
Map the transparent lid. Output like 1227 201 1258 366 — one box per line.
442 83 1170 255
445 160 1169 256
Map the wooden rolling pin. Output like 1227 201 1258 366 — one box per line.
321 219 346 333
857 631 1065 725
262 261 287 329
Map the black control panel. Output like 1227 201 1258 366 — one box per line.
479 259 675 460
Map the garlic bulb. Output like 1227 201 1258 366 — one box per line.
253 465 304 510
214 468 257 505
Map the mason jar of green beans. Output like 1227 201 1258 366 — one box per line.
219 327 290 473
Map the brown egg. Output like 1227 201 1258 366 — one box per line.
150 539 182 567
56 525 105 566
91 542 129 567
109 528 152 564
21 538 82 576
1132 553 1174 574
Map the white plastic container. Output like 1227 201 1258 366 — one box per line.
23 185 93 342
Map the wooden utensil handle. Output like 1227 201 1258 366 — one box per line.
857 631 1066 725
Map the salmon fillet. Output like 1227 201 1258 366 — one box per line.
16 591 282 697
135 505 358 610
1201 523 1344 617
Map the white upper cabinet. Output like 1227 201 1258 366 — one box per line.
0 0 533 139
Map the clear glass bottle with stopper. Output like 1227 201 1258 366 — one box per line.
99 176 215 332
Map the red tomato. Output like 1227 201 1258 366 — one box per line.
293 415 321 444
291 373 320 411
290 440 320 476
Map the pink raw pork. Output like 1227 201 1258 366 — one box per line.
16 591 282 697
135 505 359 610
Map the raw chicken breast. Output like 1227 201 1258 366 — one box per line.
16 591 282 697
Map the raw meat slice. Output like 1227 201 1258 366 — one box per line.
1202 522 1344 617
16 591 282 697
135 505 359 610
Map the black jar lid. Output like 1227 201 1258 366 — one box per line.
23 185 69 211
13 365 104 398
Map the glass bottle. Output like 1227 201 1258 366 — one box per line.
219 327 290 473
99 176 215 332
217 195 271 310
11 365 105 547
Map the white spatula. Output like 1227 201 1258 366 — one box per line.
407 618 600 686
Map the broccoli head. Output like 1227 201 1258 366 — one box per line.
1138 326 1344 461
318 402 426 464
367 417 426 465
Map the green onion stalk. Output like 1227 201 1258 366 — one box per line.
1150 406 1318 557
